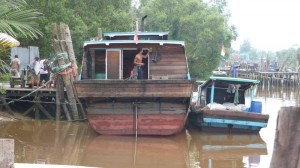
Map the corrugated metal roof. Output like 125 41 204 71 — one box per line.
210 76 260 84
104 32 169 37
83 40 185 47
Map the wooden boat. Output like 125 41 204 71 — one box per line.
73 21 194 135
189 76 269 133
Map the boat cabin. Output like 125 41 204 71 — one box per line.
197 77 260 107
80 32 190 81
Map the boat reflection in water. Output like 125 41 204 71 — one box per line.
0 120 267 167
81 135 186 168
187 127 268 168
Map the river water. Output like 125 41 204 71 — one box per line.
0 86 298 168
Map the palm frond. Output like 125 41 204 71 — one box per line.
0 1 43 39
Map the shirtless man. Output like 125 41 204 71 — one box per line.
133 48 149 79
10 55 20 77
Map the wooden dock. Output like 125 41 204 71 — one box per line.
0 82 66 120
220 69 299 87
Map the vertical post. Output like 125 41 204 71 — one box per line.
250 85 254 102
35 94 40 119
55 76 64 121
60 23 78 79
56 53 79 120
210 81 215 108
0 139 14 168
270 107 300 168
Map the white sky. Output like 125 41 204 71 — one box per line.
227 0 300 52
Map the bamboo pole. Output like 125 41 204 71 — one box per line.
270 107 300 168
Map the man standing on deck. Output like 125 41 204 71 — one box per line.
133 48 149 79
30 56 40 88
40 58 50 88
10 55 20 77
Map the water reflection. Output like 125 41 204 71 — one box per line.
0 120 96 165
256 84 299 102
0 120 269 168
187 127 267 168
81 135 186 168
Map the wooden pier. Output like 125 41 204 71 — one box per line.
220 69 299 87
0 82 74 121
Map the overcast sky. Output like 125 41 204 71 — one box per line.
227 0 300 52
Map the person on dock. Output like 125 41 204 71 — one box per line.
133 48 149 79
40 59 50 88
30 56 40 88
10 55 20 77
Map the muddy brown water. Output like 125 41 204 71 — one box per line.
0 86 298 168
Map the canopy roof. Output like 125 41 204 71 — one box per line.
104 31 169 37
83 40 184 47
210 76 260 84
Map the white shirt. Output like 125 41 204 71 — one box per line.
40 59 48 74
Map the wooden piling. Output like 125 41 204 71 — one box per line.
0 139 14 168
52 22 80 121
270 107 300 168
60 23 78 79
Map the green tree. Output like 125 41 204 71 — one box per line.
21 0 133 62
139 0 235 79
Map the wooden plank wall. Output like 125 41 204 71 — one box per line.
150 45 187 79
86 102 187 114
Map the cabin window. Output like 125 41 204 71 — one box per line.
94 50 106 79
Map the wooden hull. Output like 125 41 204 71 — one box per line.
73 80 193 98
189 109 269 133
88 113 186 135
73 80 193 135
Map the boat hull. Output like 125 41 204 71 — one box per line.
74 80 193 135
88 113 186 135
189 109 269 133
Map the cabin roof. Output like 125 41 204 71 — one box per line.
83 40 185 47
103 31 169 37
209 76 260 84
200 76 260 91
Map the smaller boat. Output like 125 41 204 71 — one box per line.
189 76 269 133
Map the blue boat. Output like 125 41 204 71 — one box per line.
189 76 269 133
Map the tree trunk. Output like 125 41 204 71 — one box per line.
270 107 300 168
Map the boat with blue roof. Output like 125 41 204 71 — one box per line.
189 76 269 133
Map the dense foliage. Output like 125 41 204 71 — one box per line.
139 0 236 79
2 0 236 79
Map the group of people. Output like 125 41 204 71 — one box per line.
10 55 51 88
10 47 149 87
30 56 51 88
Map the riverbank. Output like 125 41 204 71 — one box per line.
0 111 32 122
